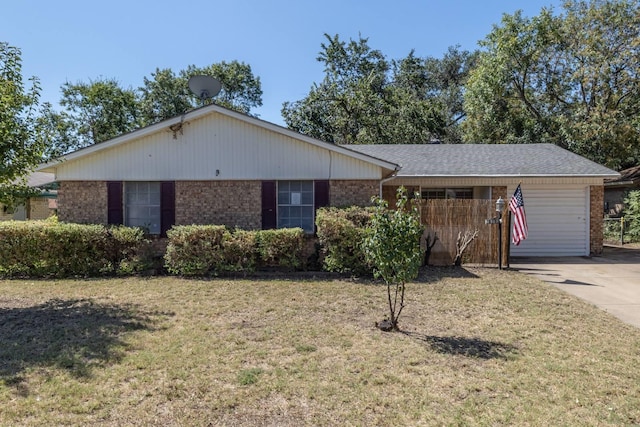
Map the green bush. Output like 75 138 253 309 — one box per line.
164 226 303 275
164 225 228 276
0 221 148 278
221 229 257 272
315 206 373 275
255 228 304 270
623 190 640 242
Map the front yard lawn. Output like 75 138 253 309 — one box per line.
1 268 639 426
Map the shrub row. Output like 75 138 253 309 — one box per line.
164 226 304 276
1 207 376 278
315 206 374 275
0 219 148 278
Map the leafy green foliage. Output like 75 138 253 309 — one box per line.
255 228 304 270
315 206 374 275
164 226 303 275
282 34 476 144
0 42 48 204
463 0 640 169
164 225 235 276
363 188 424 330
623 190 640 241
0 221 148 278
138 61 263 126
41 60 263 155
59 78 141 149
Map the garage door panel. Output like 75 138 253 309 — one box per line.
510 186 588 257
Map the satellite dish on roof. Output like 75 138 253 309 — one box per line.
188 75 222 103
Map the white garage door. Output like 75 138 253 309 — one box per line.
509 185 589 257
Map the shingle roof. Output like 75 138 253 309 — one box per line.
605 164 640 185
344 143 619 177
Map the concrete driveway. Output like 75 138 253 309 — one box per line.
510 246 640 328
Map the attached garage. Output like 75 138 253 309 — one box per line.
346 143 619 259
509 185 589 256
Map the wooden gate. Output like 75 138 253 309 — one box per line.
420 199 507 266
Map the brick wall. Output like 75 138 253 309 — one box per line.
590 185 604 255
330 180 379 207
56 179 382 230
58 181 107 224
175 181 262 229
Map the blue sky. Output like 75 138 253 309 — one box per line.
3 1 562 125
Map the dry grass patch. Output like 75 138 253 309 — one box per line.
1 268 639 426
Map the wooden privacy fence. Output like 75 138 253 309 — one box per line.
419 199 508 266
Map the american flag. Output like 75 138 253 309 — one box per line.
509 184 528 246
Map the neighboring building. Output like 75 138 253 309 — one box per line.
38 104 618 257
604 165 640 217
0 172 58 221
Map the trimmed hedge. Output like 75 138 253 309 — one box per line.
0 220 148 278
315 206 374 275
164 226 304 276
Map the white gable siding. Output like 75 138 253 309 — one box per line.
53 113 384 181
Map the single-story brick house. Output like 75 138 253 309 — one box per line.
604 164 640 217
38 103 618 257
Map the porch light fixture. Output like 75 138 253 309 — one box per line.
496 196 506 215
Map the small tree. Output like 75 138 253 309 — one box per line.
363 187 424 331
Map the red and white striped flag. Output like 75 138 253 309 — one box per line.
509 184 528 246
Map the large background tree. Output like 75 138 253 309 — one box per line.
59 78 140 149
463 0 640 170
139 61 263 125
0 42 47 204
282 34 476 144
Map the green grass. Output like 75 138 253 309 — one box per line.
1 268 639 426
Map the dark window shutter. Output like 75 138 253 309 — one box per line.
160 181 175 237
107 181 123 225
314 180 330 209
261 181 277 230
314 180 330 233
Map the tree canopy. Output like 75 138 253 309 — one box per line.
463 0 640 170
0 43 47 204
282 34 476 144
139 61 263 126
39 61 263 155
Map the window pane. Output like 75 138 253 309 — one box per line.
301 191 313 204
125 182 162 234
277 180 314 233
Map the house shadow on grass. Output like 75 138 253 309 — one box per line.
403 331 518 360
0 298 173 391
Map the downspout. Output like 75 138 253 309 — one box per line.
379 167 400 198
